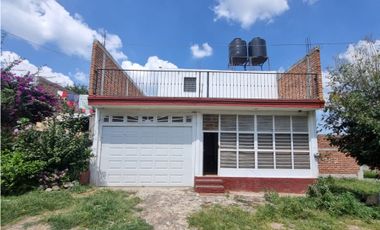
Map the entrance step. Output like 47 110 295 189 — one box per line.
195 185 225 193
194 177 225 193
194 178 224 186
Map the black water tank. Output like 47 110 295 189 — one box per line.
229 38 247 66
248 37 268 65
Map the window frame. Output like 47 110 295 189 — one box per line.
203 114 310 171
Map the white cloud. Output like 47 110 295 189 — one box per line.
213 0 289 29
338 40 380 64
190 43 213 59
322 70 331 101
1 50 74 86
303 0 319 5
121 56 178 70
1 0 126 60
72 71 87 83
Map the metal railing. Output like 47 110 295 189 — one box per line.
92 69 319 100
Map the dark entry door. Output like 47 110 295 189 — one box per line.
203 133 218 175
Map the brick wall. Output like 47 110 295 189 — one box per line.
317 135 360 177
88 40 143 96
278 48 323 100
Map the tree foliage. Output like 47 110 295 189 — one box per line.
323 41 380 170
65 84 88 95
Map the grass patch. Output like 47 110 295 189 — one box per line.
323 177 380 200
68 184 93 194
46 190 152 230
2 187 151 230
189 204 267 230
1 190 74 226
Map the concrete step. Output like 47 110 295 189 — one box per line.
194 178 224 186
195 185 225 193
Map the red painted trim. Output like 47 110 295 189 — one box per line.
88 96 324 109
195 176 316 194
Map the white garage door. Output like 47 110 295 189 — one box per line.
99 126 193 186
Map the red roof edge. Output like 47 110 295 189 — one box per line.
88 96 325 109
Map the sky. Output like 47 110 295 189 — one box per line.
1 0 380 88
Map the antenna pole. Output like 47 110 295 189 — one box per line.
102 30 107 48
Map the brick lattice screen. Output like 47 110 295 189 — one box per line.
88 40 143 97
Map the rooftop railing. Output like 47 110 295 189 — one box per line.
92 69 320 100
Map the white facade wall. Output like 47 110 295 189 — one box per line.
90 108 318 186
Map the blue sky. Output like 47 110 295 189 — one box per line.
1 0 380 86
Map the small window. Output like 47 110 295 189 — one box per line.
172 116 184 123
127 116 138 122
257 116 273 132
275 116 290 132
221 115 236 131
185 115 192 123
258 134 273 149
258 152 274 169
112 116 124 122
184 77 196 92
142 116 154 123
157 116 169 123
103 116 109 122
292 116 308 132
239 115 254 132
203 114 218 130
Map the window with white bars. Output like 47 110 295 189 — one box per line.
203 114 310 170
183 77 196 92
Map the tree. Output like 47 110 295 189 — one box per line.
65 84 88 94
323 40 380 170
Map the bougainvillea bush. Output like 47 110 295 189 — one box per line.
1 69 92 195
1 70 59 129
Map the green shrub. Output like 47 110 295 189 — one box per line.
307 178 380 220
1 150 45 195
364 170 379 179
14 115 92 181
312 177 380 201
1 115 92 195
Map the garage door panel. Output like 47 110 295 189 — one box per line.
124 160 138 169
100 126 193 186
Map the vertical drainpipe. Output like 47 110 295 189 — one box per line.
100 51 106 96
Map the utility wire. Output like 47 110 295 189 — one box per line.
4 30 357 52
3 31 70 56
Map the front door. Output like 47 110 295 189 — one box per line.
203 133 218 175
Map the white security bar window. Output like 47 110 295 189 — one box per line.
203 114 310 170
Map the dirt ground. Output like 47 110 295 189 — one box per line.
3 187 269 230
117 187 266 230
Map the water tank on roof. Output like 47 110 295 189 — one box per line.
229 38 248 66
248 37 268 66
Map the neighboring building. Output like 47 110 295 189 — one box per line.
35 76 92 115
88 40 324 193
317 135 361 178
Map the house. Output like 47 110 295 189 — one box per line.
88 40 324 193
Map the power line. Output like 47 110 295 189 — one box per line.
3 31 70 56
4 30 357 51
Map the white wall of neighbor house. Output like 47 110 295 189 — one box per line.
90 107 319 185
